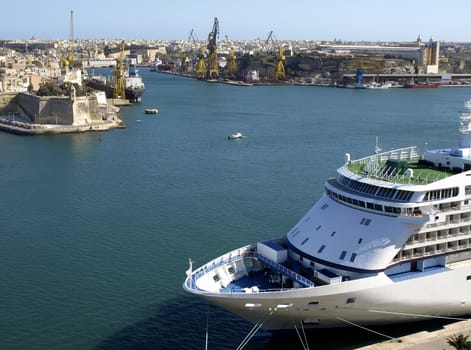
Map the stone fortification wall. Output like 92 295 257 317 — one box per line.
1 93 103 125
72 96 102 125
36 96 73 124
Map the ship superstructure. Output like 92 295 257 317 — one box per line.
184 100 471 333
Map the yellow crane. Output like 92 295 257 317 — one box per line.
226 47 237 78
207 17 219 79
112 40 126 99
274 46 286 80
195 46 207 79
57 41 69 72
266 31 286 80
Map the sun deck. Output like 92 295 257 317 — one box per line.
346 146 455 185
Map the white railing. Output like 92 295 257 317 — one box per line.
185 245 316 292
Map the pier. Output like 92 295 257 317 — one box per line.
359 319 471 349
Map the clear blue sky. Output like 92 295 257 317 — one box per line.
3 0 471 42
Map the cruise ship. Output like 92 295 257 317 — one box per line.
183 100 471 333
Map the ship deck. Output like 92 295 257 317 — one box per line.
346 146 455 185
222 270 283 293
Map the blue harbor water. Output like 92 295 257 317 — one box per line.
1 69 471 350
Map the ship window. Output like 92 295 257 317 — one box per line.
360 218 371 226
318 245 326 253
321 203 328 210
290 227 300 237
350 253 357 262
346 297 356 304
316 225 322 231
308 301 320 307
339 251 347 260
213 274 220 282
228 266 235 274
467 275 471 280
301 238 310 245
331 231 336 237
358 238 363 244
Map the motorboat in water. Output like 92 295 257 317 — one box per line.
228 132 243 140
144 108 159 114
184 100 471 333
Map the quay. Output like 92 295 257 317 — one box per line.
359 319 471 350
0 116 124 135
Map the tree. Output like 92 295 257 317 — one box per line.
447 334 471 350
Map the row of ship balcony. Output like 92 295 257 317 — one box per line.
394 237 471 262
405 229 471 247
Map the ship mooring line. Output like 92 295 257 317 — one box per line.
336 317 396 340
368 309 469 321
236 310 274 350
293 321 310 350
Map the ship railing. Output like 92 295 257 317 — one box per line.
186 245 315 291
346 146 450 185
350 146 420 166
254 254 316 288
188 245 256 285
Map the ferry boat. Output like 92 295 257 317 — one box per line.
183 100 471 332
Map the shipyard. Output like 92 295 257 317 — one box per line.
3 13 471 136
3 2 471 350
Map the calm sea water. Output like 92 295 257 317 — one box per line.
1 69 471 350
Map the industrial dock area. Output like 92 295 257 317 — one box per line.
3 14 471 135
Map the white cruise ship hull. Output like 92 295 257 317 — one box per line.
187 260 471 330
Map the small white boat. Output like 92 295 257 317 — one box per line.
228 132 243 140
144 108 159 114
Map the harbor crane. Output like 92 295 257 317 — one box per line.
195 46 207 79
112 40 126 99
266 30 286 80
185 29 200 73
207 17 219 79
274 46 286 80
226 47 237 78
